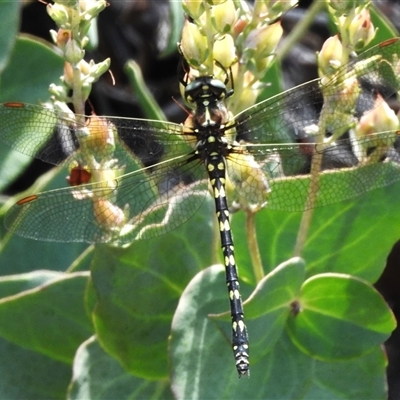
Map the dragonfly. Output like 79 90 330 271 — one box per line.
2 38 400 376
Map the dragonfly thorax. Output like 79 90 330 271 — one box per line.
185 76 232 128
195 131 231 162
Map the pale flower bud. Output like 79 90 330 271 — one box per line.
332 76 360 113
48 83 69 100
63 61 74 87
78 59 91 76
211 0 237 34
270 0 298 16
94 199 126 231
228 151 270 208
180 20 209 67
88 58 111 80
80 0 107 18
228 71 260 114
64 37 85 64
242 22 283 60
348 8 376 51
235 85 259 112
81 81 93 103
317 35 346 77
213 34 237 70
356 95 399 139
56 29 71 48
87 116 116 155
46 3 70 27
182 0 205 19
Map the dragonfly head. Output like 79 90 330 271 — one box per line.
184 76 229 105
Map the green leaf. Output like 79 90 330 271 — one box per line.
244 257 305 362
267 333 387 400
369 4 399 46
68 336 173 400
0 36 63 103
268 162 400 212
287 273 396 361
162 0 184 57
91 197 214 379
170 265 389 399
0 232 91 276
0 271 93 363
212 257 306 363
308 346 388 399
0 4 397 397
0 337 72 400
169 264 309 398
0 0 20 73
170 264 247 397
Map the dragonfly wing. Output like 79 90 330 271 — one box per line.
235 38 400 147
4 152 209 244
0 102 79 165
4 184 116 243
109 116 196 167
0 102 195 170
115 154 209 243
230 39 400 211
267 160 400 211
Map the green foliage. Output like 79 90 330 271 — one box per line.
0 0 20 73
0 37 63 191
0 1 398 399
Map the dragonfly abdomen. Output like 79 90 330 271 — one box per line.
206 152 250 377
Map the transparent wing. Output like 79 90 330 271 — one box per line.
235 38 400 146
4 153 209 244
226 137 400 212
0 102 196 168
227 38 400 210
3 39 400 242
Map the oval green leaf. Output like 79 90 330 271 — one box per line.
287 273 396 361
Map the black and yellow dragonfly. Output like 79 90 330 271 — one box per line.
1 38 400 376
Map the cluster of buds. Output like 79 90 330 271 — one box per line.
318 3 400 166
327 0 376 55
45 1 128 234
47 0 110 108
180 0 294 114
46 0 114 175
318 3 376 79
316 2 379 144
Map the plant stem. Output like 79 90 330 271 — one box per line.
293 115 325 257
245 208 264 283
276 0 326 63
